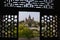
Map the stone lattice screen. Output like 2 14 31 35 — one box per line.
4 0 54 9
41 15 58 37
0 15 17 38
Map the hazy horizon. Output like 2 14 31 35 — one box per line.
19 11 40 22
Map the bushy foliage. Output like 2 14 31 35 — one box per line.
18 23 33 38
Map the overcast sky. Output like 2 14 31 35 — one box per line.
19 11 40 22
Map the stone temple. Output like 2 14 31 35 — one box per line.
20 15 40 27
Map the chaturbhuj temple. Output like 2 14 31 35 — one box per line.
20 15 40 27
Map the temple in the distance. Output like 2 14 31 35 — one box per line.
20 15 40 27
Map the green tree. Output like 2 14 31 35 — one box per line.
18 23 33 39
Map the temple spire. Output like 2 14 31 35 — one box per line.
29 15 31 19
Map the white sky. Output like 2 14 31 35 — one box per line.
19 11 40 22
